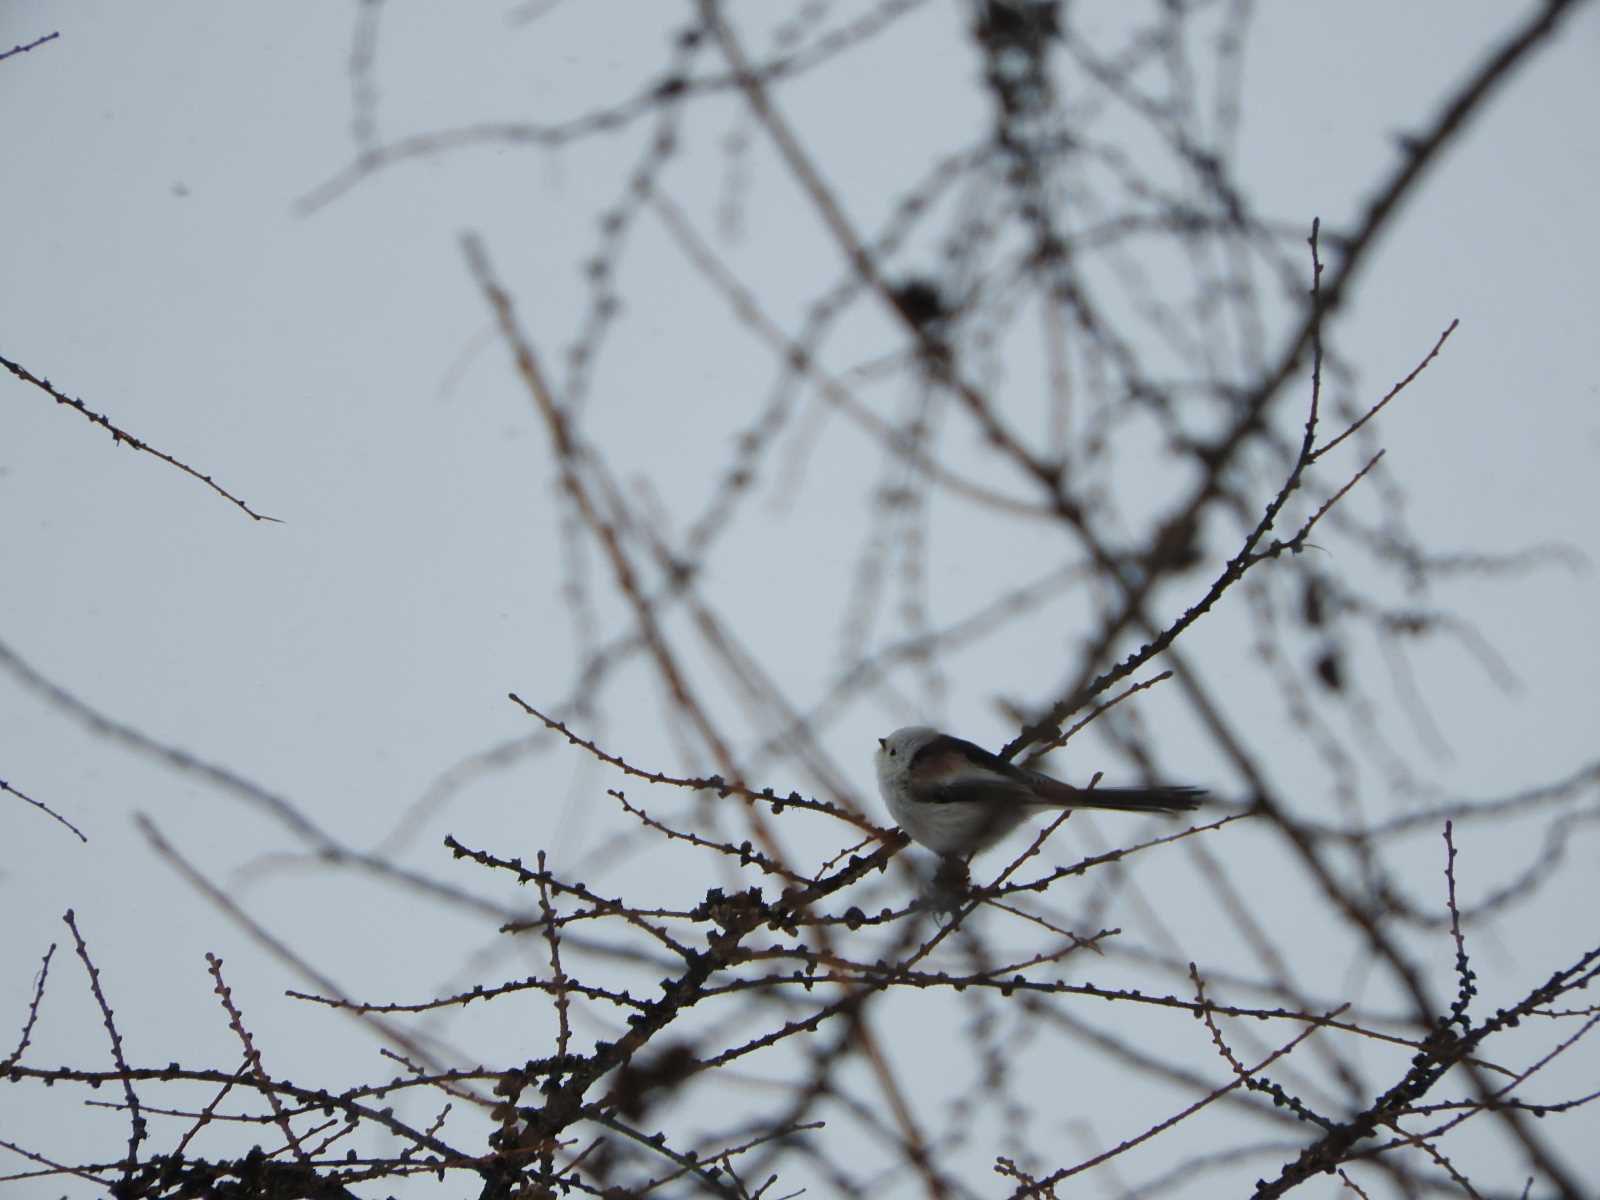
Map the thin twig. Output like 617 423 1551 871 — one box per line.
1 352 279 521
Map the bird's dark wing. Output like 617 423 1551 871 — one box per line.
906 734 1036 806
906 732 1204 816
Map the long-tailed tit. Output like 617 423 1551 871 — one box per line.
876 726 1204 855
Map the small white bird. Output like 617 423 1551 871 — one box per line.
876 726 1204 855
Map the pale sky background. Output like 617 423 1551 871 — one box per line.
3 3 1599 1196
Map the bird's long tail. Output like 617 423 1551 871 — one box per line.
1031 779 1206 815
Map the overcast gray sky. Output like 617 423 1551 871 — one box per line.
4 3 1598 1195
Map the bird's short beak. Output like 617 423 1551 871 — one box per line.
877 738 886 750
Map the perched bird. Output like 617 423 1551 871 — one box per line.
876 726 1204 856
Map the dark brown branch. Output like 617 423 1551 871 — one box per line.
0 352 279 521
0 31 59 61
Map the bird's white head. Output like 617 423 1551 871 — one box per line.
875 726 939 792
